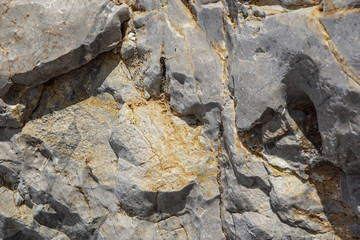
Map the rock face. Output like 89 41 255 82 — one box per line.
0 0 130 95
0 0 359 239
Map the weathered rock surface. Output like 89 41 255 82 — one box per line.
0 0 130 95
1 0 360 239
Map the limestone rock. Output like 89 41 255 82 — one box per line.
323 0 360 11
112 100 218 216
0 0 130 95
0 0 360 239
0 84 43 128
224 1 360 237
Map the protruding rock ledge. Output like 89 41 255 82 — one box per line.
0 0 130 96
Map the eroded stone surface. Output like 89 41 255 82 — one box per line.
112 99 219 218
0 0 130 95
0 0 360 239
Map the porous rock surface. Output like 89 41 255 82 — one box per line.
0 0 359 239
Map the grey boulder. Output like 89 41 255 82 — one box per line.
0 0 130 95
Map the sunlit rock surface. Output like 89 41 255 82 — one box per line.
0 0 359 239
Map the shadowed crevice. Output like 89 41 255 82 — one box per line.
286 89 322 151
282 53 322 152
28 51 119 120
309 163 360 238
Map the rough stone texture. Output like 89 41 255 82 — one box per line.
0 0 130 95
0 0 360 239
323 0 360 11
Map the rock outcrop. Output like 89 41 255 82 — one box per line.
0 0 359 239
